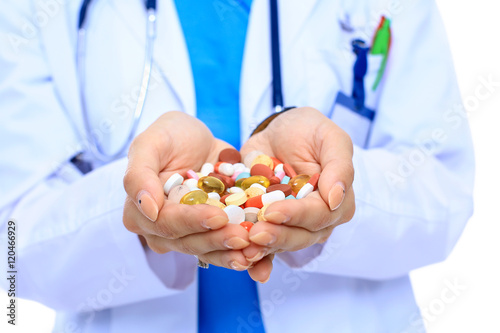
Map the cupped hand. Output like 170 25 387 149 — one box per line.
240 107 356 282
123 111 251 271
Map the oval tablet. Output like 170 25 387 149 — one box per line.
266 184 292 197
250 164 274 179
164 173 184 195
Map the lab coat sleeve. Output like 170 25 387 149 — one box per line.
0 1 196 311
278 0 475 279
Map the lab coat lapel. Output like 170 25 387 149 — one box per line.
240 0 319 141
37 1 85 138
109 0 195 116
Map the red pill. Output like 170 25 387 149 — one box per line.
220 194 230 205
208 173 235 188
308 173 320 190
283 163 297 178
219 148 242 164
250 164 274 179
240 221 254 232
266 184 292 196
269 176 280 185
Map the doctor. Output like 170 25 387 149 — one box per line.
0 1 474 333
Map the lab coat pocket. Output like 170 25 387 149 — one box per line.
330 54 383 148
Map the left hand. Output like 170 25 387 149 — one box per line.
240 107 356 283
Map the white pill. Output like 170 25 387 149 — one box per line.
296 183 314 199
219 163 234 176
208 192 221 200
243 150 265 168
274 163 284 173
168 184 191 204
183 178 198 189
250 183 267 192
224 205 245 224
244 207 260 223
233 163 246 173
229 186 244 194
201 163 215 176
164 173 184 195
262 190 285 205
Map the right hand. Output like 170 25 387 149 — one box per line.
123 111 251 271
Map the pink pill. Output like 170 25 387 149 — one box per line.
187 170 199 180
275 171 286 181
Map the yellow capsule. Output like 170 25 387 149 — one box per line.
235 178 247 188
251 154 274 169
197 176 226 194
241 175 270 190
180 190 208 205
288 174 311 193
245 186 265 198
206 198 226 209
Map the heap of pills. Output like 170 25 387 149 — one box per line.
163 148 320 231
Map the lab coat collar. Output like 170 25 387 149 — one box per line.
109 0 196 117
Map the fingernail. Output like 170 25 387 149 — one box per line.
259 276 271 284
137 190 159 222
328 183 345 211
246 251 266 262
263 211 290 224
202 215 228 230
224 237 250 249
250 232 276 246
230 260 249 271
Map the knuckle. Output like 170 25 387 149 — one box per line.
147 240 169 254
153 221 177 239
177 238 198 255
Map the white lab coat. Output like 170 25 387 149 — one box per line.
0 0 474 332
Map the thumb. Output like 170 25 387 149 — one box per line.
123 135 166 222
317 127 354 211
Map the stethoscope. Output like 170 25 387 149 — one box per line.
77 0 287 162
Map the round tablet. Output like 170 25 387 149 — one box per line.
224 205 245 224
219 148 242 164
225 192 248 206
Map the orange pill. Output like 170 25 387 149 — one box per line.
246 195 264 209
271 157 282 169
240 221 254 232
283 163 297 178
308 173 320 190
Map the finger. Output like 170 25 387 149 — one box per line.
248 221 334 252
198 250 250 271
316 122 354 211
241 242 269 263
139 200 230 239
261 191 334 231
145 223 250 255
124 130 168 222
248 254 275 283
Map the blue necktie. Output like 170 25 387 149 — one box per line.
174 1 265 332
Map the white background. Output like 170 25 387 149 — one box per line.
1 0 499 332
